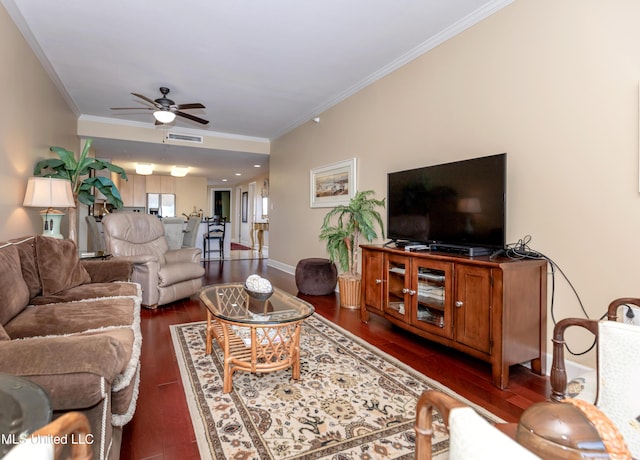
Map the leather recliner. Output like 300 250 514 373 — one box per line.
102 213 205 308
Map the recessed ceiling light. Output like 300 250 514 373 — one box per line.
254 164 261 168
235 173 241 176
222 179 228 182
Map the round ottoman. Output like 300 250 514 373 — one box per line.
295 258 338 295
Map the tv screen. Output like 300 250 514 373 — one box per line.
387 153 506 249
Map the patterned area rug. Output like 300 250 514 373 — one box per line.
170 314 502 459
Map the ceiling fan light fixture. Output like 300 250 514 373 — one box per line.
153 110 176 124
136 163 154 175
171 166 190 177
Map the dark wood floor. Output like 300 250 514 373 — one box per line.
119 258 550 459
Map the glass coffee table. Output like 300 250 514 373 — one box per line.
199 283 315 393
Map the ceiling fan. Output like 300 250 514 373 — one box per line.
111 87 209 125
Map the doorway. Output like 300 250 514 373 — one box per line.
210 189 231 221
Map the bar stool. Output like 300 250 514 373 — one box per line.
203 216 226 259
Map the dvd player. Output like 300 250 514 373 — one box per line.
429 244 492 257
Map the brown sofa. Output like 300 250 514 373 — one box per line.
0 235 142 460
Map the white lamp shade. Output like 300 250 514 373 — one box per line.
153 110 176 123
23 177 75 208
171 166 190 177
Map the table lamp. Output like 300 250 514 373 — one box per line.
23 177 75 239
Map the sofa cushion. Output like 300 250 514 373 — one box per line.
0 244 30 325
35 236 91 296
30 281 140 306
10 236 42 299
0 334 127 409
4 297 136 339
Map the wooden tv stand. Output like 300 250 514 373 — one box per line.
360 244 547 389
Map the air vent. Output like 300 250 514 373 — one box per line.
167 132 203 144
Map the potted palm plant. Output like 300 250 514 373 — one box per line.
34 138 127 243
319 190 385 308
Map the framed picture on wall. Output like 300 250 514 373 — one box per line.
310 158 357 208
241 191 248 222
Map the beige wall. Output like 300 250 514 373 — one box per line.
0 3 77 240
270 0 640 368
175 175 208 218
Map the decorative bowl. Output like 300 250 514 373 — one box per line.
244 284 273 301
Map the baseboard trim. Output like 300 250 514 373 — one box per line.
520 351 594 380
267 258 295 276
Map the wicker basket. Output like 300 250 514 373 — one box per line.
338 276 361 309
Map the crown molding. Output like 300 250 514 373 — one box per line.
273 0 514 140
78 115 270 145
2 0 81 117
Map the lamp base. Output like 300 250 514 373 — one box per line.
40 210 65 239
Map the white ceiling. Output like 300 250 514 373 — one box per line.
3 0 511 185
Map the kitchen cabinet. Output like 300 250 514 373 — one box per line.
119 174 146 207
145 175 175 194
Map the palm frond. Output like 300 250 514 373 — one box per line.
33 138 126 210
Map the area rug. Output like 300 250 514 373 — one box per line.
170 314 502 459
231 242 252 250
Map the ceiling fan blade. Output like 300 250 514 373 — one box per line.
177 103 205 110
132 92 160 108
176 111 210 125
110 107 154 110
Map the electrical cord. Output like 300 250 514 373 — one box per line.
502 235 597 356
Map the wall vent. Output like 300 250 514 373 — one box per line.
167 132 203 144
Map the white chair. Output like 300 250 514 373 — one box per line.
182 216 201 248
550 298 640 458
415 389 632 459
162 217 185 250
414 390 541 459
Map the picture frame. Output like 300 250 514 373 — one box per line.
310 158 357 208
241 191 248 223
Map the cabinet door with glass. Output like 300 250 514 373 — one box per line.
384 254 411 322
410 258 453 339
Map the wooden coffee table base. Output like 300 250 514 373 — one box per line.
206 312 304 393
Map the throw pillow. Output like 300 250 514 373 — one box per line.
10 236 42 299
0 244 30 325
35 236 91 296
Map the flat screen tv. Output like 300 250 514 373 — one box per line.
387 153 506 249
